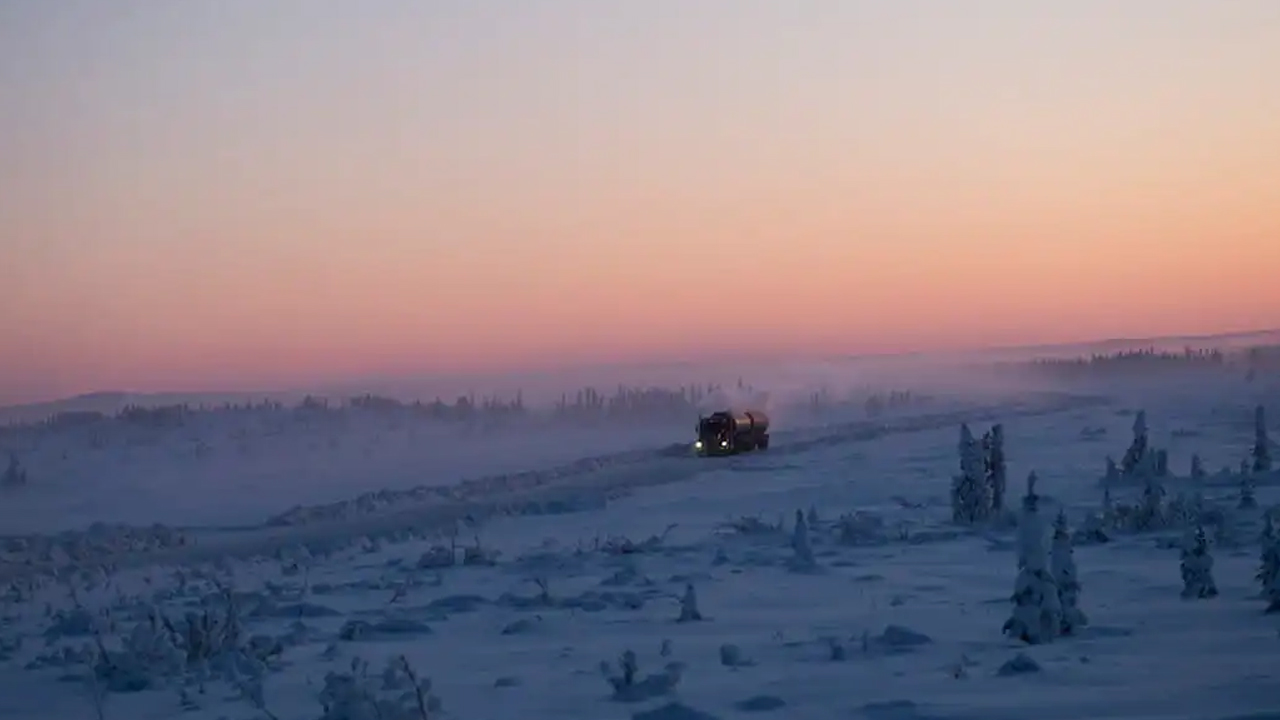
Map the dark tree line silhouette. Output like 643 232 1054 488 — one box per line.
1 377 936 442
1010 346 1236 379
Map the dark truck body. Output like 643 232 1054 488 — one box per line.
694 409 770 456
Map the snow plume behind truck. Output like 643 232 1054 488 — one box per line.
694 409 770 456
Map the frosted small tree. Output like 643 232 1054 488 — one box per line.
986 424 1008 513
1104 456 1120 486
1121 411 1149 477
951 424 990 524
1190 454 1206 481
1050 510 1087 635
790 509 816 569
1179 525 1219 600
1254 405 1272 474
1002 472 1061 644
1 454 25 487
1134 471 1166 531
1258 514 1280 613
677 583 703 622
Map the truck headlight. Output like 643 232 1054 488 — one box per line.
694 440 703 449
720 440 729 448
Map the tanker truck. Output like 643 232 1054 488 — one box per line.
693 409 770 457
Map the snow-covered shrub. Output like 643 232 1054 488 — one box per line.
952 424 990 524
718 643 753 667
318 655 442 720
716 514 783 537
600 649 684 702
1050 510 1087 635
1180 526 1219 600
1165 492 1204 528
462 538 499 566
1074 511 1112 545
416 545 455 570
1002 472 1061 644
836 511 887 546
1254 405 1272 473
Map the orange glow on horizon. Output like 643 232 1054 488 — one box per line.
2 1 1278 403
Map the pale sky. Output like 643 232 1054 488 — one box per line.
2 0 1278 403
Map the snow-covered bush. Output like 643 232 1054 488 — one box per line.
1002 472 1061 644
318 655 442 720
1050 510 1087 635
1179 526 1219 600
952 424 990 524
836 511 887 546
599 648 684 702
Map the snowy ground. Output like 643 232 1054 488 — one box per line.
1 374 1279 720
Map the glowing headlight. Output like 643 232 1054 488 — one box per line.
694 441 703 449
720 440 729 448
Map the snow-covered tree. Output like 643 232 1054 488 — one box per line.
1254 405 1272 474
790 509 816 569
1104 456 1120 486
1133 471 1166 530
986 424 1007 513
1121 411 1150 477
952 424 990 524
1003 472 1061 644
1190 454 1206 481
1050 510 1087 635
677 583 703 622
1180 525 1219 600
1259 514 1280 614
1239 474 1258 510
1 454 24 487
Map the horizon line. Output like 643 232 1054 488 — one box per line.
5 324 1277 413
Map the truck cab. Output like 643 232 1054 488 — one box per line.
694 409 770 456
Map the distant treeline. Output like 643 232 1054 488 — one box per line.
0 378 930 437
1007 344 1280 379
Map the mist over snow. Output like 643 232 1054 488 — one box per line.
1 334 1279 720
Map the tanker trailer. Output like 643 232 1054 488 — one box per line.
693 409 770 456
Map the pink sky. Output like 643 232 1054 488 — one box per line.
2 1 1279 403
